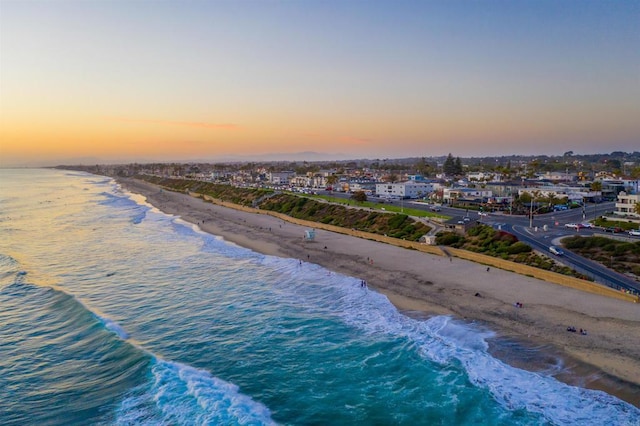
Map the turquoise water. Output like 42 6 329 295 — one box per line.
0 168 638 425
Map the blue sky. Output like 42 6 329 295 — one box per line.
1 0 638 165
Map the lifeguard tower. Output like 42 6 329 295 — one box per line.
304 229 316 241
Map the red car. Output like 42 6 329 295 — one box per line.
604 227 623 233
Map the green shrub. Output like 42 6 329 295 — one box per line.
507 242 532 255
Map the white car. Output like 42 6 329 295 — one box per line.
549 246 564 256
580 223 593 228
629 229 640 237
565 223 579 229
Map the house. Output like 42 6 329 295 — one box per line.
467 172 504 182
536 171 577 182
518 185 600 203
443 188 493 203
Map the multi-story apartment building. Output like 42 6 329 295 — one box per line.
375 181 435 199
614 192 640 220
267 171 296 185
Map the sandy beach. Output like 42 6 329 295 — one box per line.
119 178 640 407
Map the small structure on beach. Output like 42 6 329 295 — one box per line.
419 235 437 245
304 229 316 241
443 216 477 234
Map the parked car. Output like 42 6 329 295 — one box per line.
603 227 623 233
629 229 640 237
549 246 564 256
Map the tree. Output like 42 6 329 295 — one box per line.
326 174 338 190
443 153 456 176
519 192 532 204
351 191 367 203
590 181 602 192
384 173 399 183
415 157 434 177
455 157 463 175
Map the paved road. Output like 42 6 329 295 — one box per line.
400 199 639 294
320 192 639 293
506 223 640 293
479 204 640 294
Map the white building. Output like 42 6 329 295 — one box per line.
614 192 640 219
518 186 599 203
268 171 296 185
536 171 577 182
467 172 504 182
375 181 435 199
290 175 312 188
443 188 493 202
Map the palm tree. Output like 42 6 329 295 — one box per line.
326 174 338 191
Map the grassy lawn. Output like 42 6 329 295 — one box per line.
593 217 640 231
297 193 448 219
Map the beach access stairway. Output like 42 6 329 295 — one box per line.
252 191 281 208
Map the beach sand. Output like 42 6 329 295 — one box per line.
119 178 640 407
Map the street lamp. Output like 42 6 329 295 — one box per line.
529 195 535 228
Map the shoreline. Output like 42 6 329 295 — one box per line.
117 177 640 408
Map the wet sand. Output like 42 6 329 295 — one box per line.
118 177 640 407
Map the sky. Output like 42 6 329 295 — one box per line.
1 0 639 166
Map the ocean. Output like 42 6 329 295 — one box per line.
1 168 638 425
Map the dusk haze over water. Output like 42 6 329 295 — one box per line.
1 0 639 166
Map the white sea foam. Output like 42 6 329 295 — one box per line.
259 254 640 425
115 359 276 425
112 178 640 424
